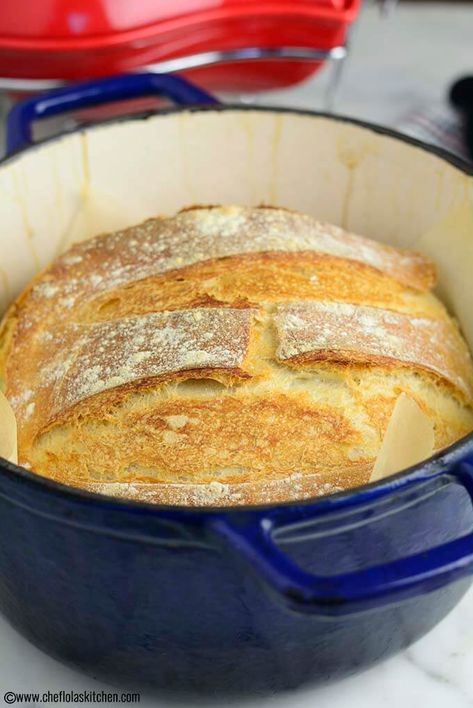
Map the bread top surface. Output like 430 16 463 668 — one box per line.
1 205 472 506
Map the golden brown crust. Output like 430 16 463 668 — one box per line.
82 467 371 507
0 205 471 507
75 251 445 323
22 206 436 315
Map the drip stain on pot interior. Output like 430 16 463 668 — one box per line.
269 113 283 204
178 112 198 204
12 167 40 272
238 113 256 202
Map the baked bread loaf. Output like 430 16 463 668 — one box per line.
1 205 473 505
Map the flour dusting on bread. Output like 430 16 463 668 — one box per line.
1 205 472 506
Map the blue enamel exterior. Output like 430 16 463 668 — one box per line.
1 446 473 695
2 74 473 695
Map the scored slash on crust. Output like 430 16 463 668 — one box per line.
45 206 435 312
28 299 473 428
275 301 473 400
50 308 258 419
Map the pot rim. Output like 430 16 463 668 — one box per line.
1 102 472 515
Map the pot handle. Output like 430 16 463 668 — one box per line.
210 461 473 616
5 72 218 155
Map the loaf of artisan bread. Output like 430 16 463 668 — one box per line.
1 205 472 505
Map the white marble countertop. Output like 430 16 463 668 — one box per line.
1 2 473 706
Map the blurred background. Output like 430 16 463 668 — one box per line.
0 0 472 159
250 0 473 159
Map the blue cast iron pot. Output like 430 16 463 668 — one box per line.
1 73 473 696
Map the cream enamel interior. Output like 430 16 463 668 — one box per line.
1 108 472 493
